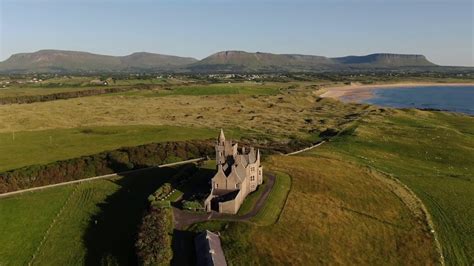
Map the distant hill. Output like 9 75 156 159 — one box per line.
189 51 336 72
189 51 437 72
0 50 198 73
0 49 441 73
332 53 435 67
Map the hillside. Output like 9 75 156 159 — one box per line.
0 50 197 73
0 49 440 73
190 51 437 72
189 51 336 72
333 53 435 67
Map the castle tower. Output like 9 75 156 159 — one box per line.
216 129 226 165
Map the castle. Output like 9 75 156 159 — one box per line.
204 130 263 214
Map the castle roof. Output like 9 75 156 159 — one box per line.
195 230 227 266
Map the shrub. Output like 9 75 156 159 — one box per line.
153 183 173 200
135 206 173 265
147 195 156 202
182 200 203 211
152 200 171 208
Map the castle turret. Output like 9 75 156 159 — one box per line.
216 129 226 165
218 129 225 144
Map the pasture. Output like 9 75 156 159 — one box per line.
308 109 474 265
0 166 180 265
191 153 438 265
0 125 219 172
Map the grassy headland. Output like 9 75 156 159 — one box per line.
308 109 474 264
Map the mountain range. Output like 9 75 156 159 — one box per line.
0 49 442 73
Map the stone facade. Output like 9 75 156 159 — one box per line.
204 129 263 214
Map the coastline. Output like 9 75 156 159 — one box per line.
319 82 474 102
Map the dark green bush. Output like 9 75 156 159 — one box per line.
182 200 203 211
135 206 173 265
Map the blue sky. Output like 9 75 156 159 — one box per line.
0 0 472 66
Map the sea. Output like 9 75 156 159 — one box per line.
363 85 474 115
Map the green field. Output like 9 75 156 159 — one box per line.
0 125 219 172
0 166 180 265
191 153 438 265
251 172 291 225
0 87 105 97
307 110 474 265
0 185 74 264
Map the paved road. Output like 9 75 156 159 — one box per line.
173 173 276 229
0 157 206 198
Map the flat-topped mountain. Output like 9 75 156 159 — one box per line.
0 50 198 73
332 53 435 67
0 49 440 73
191 51 335 72
190 51 436 72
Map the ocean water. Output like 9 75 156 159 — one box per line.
363 86 474 115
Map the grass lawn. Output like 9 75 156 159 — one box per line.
0 185 74 264
0 166 180 265
236 177 269 216
251 171 291 225
0 125 229 172
307 109 474 265
0 87 105 98
191 153 438 265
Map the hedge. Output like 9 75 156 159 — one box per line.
0 140 214 193
135 206 173 265
0 137 318 193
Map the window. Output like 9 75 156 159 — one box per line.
251 175 255 181
215 183 219 189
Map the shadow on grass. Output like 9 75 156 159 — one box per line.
82 166 180 265
180 168 215 201
171 229 197 266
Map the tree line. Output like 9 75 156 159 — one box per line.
0 140 214 193
0 87 135 105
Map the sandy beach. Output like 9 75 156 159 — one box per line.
319 82 474 102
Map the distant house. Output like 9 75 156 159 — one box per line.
194 230 227 266
204 129 263 214
89 79 108 86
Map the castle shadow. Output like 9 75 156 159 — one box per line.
82 166 181 265
171 229 197 266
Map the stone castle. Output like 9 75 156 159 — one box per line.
204 130 263 214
